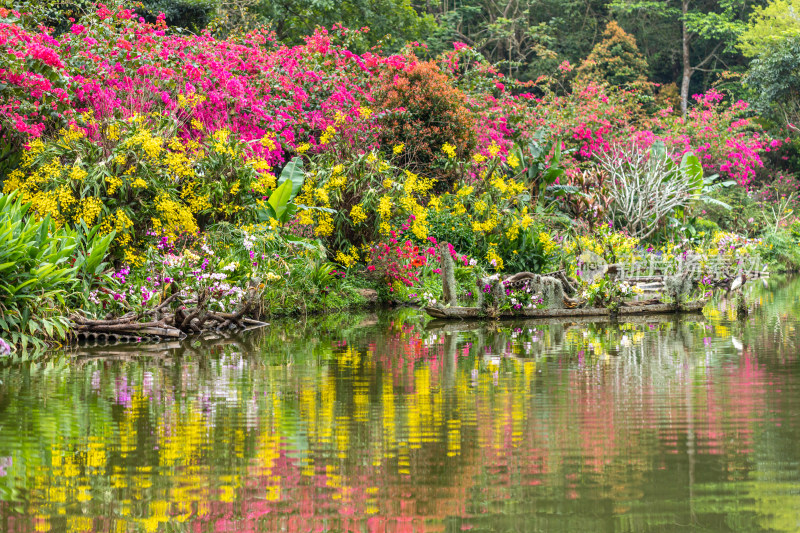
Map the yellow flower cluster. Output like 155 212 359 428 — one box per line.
472 207 500 234
564 228 641 270
486 244 504 270
350 204 367 225
124 249 145 267
70 166 87 182
177 93 207 108
211 128 235 156
123 128 163 163
180 181 213 213
538 232 557 255
155 193 199 237
56 125 86 149
107 122 121 140
29 190 60 223
506 225 519 241
315 214 334 237
490 172 525 199
377 196 392 219
335 248 359 268
518 209 533 229
402 170 435 195
163 150 195 180
100 210 133 246
106 175 123 196
320 126 336 145
76 197 103 226
252 171 277 194
260 133 277 151
456 185 474 197
291 142 537 273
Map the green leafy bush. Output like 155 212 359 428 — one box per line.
0 192 113 350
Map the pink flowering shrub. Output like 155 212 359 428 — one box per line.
0 1 786 235
522 81 782 188
652 90 784 188
369 239 428 289
0 4 381 169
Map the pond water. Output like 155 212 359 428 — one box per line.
1 278 800 533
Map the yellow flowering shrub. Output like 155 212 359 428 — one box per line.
4 116 281 257
290 136 559 275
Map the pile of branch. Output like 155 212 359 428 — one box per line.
70 289 267 341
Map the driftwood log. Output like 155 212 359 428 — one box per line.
425 300 707 320
70 287 268 342
430 243 721 320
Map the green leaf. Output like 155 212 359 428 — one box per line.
277 157 306 199
256 202 278 222
681 152 704 196
86 231 115 275
267 179 294 222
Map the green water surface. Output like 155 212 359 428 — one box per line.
1 278 800 532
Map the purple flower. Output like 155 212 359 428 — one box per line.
0 338 11 356
0 456 12 477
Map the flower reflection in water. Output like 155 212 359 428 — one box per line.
0 278 800 532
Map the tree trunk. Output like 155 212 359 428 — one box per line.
680 0 692 117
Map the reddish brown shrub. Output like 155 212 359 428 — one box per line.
372 59 477 186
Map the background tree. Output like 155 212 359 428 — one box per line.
138 0 216 32
576 20 649 87
243 0 436 50
610 0 758 115
426 0 609 80
739 0 800 58
744 36 800 131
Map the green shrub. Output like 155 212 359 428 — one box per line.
0 192 113 351
138 0 215 31
759 229 800 272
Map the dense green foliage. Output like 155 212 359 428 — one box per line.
0 193 113 350
744 36 800 129
576 21 650 88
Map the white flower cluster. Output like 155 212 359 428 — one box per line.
243 232 256 251
421 291 437 306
